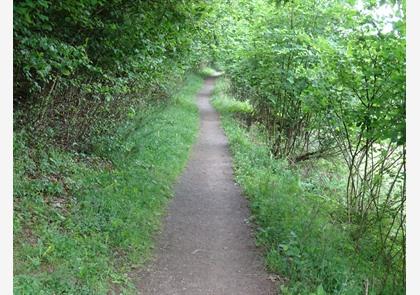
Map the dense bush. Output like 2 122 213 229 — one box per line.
14 0 405 293
13 1 217 292
206 1 405 292
212 78 405 294
14 0 212 149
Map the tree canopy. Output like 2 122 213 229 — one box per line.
13 0 405 293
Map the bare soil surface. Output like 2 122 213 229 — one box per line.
136 77 276 295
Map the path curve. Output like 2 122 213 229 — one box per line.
137 77 276 295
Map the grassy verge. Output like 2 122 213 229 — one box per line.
13 73 204 294
197 66 221 78
211 78 379 295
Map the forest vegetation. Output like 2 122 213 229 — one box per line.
13 0 405 294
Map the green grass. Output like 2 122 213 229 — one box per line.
13 73 204 294
211 78 389 295
198 66 221 78
211 88 252 114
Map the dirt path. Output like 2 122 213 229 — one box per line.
136 77 276 295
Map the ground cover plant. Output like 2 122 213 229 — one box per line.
206 0 405 293
212 76 405 294
14 1 212 293
14 0 405 293
14 74 203 294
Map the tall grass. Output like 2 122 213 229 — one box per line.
211 78 396 294
13 74 204 294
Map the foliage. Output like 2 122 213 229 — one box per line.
13 1 212 292
13 75 203 294
207 0 405 292
212 82 252 114
14 0 405 293
210 0 404 158
212 78 405 294
14 0 211 149
197 66 220 78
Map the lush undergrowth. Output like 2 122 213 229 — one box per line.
197 66 220 78
13 74 203 294
207 2 406 292
211 78 402 295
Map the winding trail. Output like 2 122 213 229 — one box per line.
136 77 276 295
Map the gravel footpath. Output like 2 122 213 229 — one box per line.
136 77 276 295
